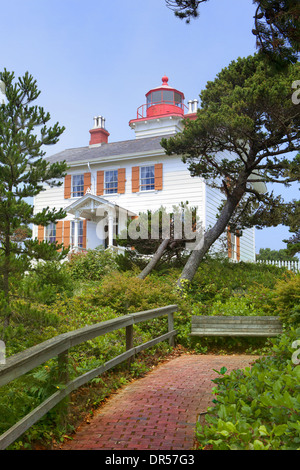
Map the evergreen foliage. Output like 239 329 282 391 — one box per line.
166 0 300 65
0 70 68 330
162 55 300 284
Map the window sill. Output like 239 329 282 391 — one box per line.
136 189 159 195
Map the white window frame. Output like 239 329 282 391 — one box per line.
104 170 118 194
230 232 237 260
140 165 155 191
71 220 84 248
72 174 84 198
45 223 56 243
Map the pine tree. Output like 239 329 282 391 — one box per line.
0 70 68 327
166 0 300 65
161 55 300 286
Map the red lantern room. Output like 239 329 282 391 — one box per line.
129 76 198 139
145 75 185 118
133 76 186 120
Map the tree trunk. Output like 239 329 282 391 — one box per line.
2 227 12 333
177 188 245 288
138 238 170 279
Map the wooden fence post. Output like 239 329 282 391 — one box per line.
57 350 69 428
57 350 69 385
168 311 175 347
0 305 178 449
126 325 134 367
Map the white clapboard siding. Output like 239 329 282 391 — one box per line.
203 184 255 261
33 154 205 238
33 149 255 261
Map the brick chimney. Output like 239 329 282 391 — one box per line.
89 116 110 147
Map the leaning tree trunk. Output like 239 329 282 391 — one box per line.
177 188 245 288
137 185 245 284
138 238 170 279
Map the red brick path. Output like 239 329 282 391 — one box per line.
60 354 258 451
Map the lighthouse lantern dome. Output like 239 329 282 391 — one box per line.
144 76 185 118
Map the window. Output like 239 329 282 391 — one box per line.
140 166 155 191
72 175 84 197
230 233 236 260
45 223 56 243
163 89 173 103
105 170 118 194
71 220 83 248
146 90 183 108
174 92 183 108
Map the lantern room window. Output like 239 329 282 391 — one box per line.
146 90 183 109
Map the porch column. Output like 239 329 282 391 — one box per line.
74 217 79 252
108 212 114 247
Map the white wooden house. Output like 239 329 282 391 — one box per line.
33 76 263 261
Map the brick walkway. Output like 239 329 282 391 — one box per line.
60 354 258 451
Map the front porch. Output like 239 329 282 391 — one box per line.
64 193 136 253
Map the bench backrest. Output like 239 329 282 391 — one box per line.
191 315 283 337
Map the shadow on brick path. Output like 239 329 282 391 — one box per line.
60 354 258 451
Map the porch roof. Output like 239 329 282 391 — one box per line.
64 193 136 219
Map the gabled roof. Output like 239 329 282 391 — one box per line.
46 134 171 166
64 193 136 218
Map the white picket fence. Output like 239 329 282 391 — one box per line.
256 259 299 273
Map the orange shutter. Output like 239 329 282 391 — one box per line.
56 221 63 251
97 171 104 195
227 227 232 258
38 225 44 242
118 168 126 194
154 163 163 190
64 221 70 248
84 172 91 194
56 221 63 244
64 175 72 199
236 231 240 262
132 166 140 193
82 219 87 249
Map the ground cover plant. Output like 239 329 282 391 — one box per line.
0 250 298 449
195 327 300 450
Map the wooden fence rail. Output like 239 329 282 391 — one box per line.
0 305 178 450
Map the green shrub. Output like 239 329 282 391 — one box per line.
192 295 269 317
272 275 300 326
66 247 118 281
188 259 288 306
20 261 74 305
195 327 300 450
83 270 181 314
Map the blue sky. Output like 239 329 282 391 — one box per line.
1 0 298 255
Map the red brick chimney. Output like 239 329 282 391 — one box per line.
89 116 110 147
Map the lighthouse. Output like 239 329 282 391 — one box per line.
129 76 198 139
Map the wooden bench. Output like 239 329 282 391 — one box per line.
190 315 283 337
